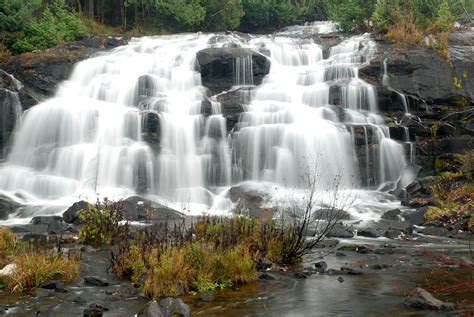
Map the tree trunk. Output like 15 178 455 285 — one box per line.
88 0 94 19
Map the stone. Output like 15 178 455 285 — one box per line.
384 230 401 239
30 216 63 225
121 196 184 222
314 261 328 270
337 277 344 283
381 208 402 221
158 298 191 317
313 208 352 220
374 248 394 255
83 307 103 317
256 259 273 270
420 226 451 237
403 208 427 226
0 194 20 220
340 267 363 275
377 220 413 234
0 263 17 276
138 301 164 317
22 233 48 244
63 201 90 224
40 280 67 292
84 277 109 287
199 292 215 302
335 251 347 257
196 47 271 94
327 269 347 275
47 221 68 234
259 272 276 280
294 271 310 279
404 287 454 311
357 228 381 238
326 223 354 238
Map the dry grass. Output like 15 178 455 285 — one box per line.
438 32 450 59
0 227 17 268
3 251 80 293
387 14 423 45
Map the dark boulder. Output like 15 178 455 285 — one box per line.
404 287 454 311
314 208 352 220
138 301 164 317
63 201 90 224
215 87 251 132
158 298 191 317
357 228 381 238
403 208 427 226
381 208 402 221
121 196 184 222
0 194 20 220
31 216 63 225
196 47 271 95
326 223 354 238
84 276 109 287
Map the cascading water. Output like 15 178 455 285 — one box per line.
0 25 410 222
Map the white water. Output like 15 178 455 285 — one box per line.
0 25 410 222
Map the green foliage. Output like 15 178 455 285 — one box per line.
78 201 124 246
328 0 375 32
0 0 86 54
202 0 245 30
436 0 454 31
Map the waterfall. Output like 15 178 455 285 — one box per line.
0 26 410 219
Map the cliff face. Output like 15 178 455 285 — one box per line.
359 30 474 176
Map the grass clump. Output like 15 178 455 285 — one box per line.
3 251 80 293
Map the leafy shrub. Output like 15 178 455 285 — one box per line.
436 0 454 31
78 200 125 246
387 12 423 44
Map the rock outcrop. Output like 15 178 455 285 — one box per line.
196 47 270 94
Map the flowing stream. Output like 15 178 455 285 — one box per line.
0 24 410 221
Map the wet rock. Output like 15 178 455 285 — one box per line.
63 200 90 224
196 47 271 94
404 287 454 311
370 263 391 270
314 261 328 271
340 267 363 275
337 244 369 253
259 272 276 280
31 216 63 225
158 297 191 317
47 220 68 234
384 230 402 239
84 276 109 287
36 309 55 316
22 233 48 244
327 269 347 275
256 258 273 270
357 228 381 238
314 208 352 220
34 288 53 298
294 270 310 279
378 220 413 234
5 36 128 103
337 277 344 283
326 223 354 238
199 292 215 302
419 226 451 237
215 87 250 131
83 307 103 317
138 301 164 317
374 247 394 255
335 251 347 256
40 280 67 292
381 208 402 221
121 196 184 221
0 194 20 220
403 208 427 226
229 186 274 219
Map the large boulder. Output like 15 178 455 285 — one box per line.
121 196 184 222
63 200 90 224
404 287 454 311
0 194 20 220
157 298 190 317
196 47 270 95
